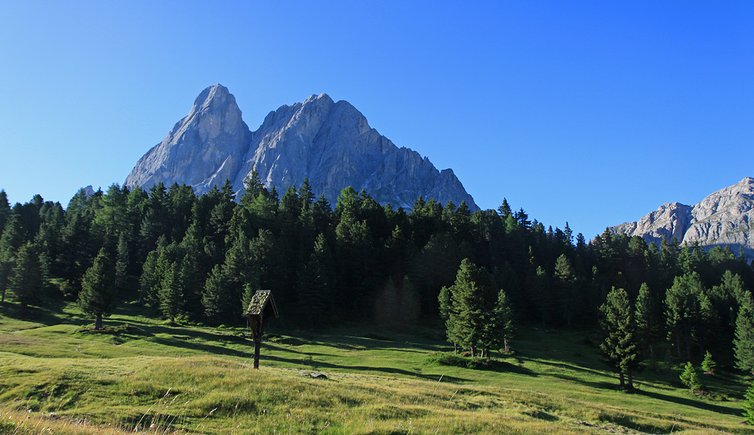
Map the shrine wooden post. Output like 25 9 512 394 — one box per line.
245 290 279 369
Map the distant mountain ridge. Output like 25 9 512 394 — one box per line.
611 177 754 259
125 84 478 210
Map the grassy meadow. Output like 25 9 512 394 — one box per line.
0 300 751 434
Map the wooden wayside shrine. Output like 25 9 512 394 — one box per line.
245 290 279 369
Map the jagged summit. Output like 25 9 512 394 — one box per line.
611 177 754 260
125 85 478 210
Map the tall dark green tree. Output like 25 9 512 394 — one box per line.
734 293 754 373
442 259 495 357
78 248 117 330
159 262 184 323
202 264 233 324
491 289 514 352
115 233 129 293
139 248 161 306
665 272 705 359
635 282 661 359
599 287 639 390
0 214 25 303
8 242 43 307
554 253 576 327
0 190 10 234
743 381 754 425
297 233 335 324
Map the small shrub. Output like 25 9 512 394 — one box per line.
679 362 702 394
427 352 494 369
701 351 716 375
744 381 754 425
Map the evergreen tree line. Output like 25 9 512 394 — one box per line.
0 175 752 367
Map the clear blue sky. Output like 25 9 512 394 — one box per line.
1 1 753 238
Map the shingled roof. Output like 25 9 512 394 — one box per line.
245 290 279 318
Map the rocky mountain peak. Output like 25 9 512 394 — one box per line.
611 177 754 260
125 85 478 210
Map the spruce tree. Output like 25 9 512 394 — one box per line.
635 282 660 359
444 259 494 357
78 248 117 330
665 272 704 359
599 287 639 390
159 262 183 323
743 381 754 425
734 294 754 373
8 242 42 307
492 289 514 353
139 248 161 306
554 254 576 327
0 190 10 234
0 214 25 303
115 233 129 293
202 265 233 323
179 242 204 320
297 233 334 323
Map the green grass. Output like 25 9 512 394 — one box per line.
0 300 751 433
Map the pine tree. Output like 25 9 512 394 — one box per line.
78 248 117 330
635 282 660 359
679 361 702 393
743 381 754 425
701 350 716 375
734 294 754 373
159 262 183 323
8 242 42 307
599 287 639 390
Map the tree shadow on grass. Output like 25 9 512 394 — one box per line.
263 354 469 383
636 389 742 417
0 300 84 329
524 358 610 378
546 372 617 390
149 336 252 359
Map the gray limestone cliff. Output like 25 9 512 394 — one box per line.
125 85 478 210
611 177 754 259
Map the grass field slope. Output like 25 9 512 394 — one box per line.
0 301 751 434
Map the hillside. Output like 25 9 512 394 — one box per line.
0 301 750 434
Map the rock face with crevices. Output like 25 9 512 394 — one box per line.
125 84 478 210
611 177 754 259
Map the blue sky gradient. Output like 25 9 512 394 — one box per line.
1 1 753 238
